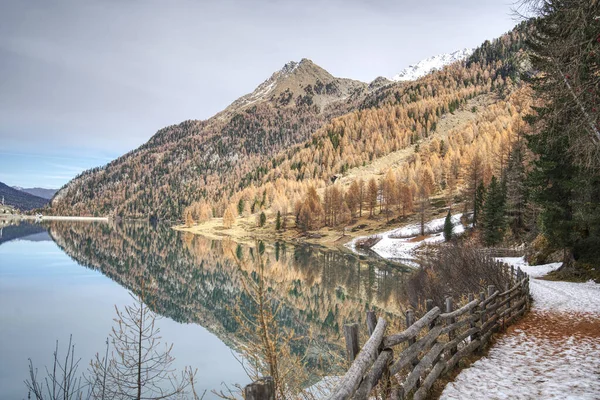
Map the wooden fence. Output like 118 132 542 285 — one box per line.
243 265 530 400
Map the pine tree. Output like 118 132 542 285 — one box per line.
505 143 527 234
474 181 486 227
275 211 281 230
237 198 245 216
524 0 600 269
259 211 267 227
481 176 506 246
444 210 453 242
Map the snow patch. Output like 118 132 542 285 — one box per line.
347 214 464 264
391 48 474 82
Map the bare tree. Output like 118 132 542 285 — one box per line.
89 292 195 400
25 335 90 400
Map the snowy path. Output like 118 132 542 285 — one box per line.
441 259 600 400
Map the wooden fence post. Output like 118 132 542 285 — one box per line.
344 323 360 364
426 299 435 330
510 265 515 286
367 310 377 337
244 377 275 400
445 297 457 360
487 285 496 336
468 293 479 343
478 290 487 352
405 309 420 389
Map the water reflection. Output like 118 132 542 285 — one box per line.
1 220 414 391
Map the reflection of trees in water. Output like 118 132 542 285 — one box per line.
46 221 412 372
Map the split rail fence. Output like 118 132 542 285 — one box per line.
244 264 530 400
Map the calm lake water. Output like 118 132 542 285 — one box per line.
0 221 411 399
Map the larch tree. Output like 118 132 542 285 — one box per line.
367 178 378 217
223 205 236 229
346 180 361 219
357 178 365 217
466 152 485 225
418 169 435 235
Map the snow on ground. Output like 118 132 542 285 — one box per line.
441 258 600 400
391 48 474 82
346 214 464 264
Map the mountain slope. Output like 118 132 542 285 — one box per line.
0 182 48 210
51 59 367 219
12 186 57 200
52 22 530 221
391 48 474 82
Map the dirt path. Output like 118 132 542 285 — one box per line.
441 259 600 400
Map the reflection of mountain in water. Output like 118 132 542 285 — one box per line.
0 222 49 246
43 221 412 374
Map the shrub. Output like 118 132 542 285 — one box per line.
407 244 511 307
354 235 382 249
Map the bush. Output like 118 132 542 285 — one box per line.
407 244 511 307
354 235 382 249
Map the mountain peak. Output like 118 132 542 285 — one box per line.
223 58 366 114
391 48 474 82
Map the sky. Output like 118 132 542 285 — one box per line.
0 0 518 189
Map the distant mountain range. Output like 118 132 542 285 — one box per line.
12 186 57 200
0 182 49 210
390 48 474 82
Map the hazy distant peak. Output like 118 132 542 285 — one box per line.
391 48 474 82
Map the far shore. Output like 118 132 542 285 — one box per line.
0 214 109 222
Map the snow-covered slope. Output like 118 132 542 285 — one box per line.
391 48 474 82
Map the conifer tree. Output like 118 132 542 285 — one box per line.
524 0 600 269
275 211 281 230
443 210 453 242
481 176 506 246
505 143 527 234
259 212 267 227
474 181 486 227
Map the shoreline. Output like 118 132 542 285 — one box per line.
0 215 110 222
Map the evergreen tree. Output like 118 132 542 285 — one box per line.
525 0 600 268
443 210 453 242
505 143 527 234
482 176 506 246
473 181 486 226
259 211 267 227
237 198 245 216
275 211 281 230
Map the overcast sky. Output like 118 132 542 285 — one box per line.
0 0 517 188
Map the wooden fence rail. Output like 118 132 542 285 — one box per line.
329 265 530 400
243 264 530 400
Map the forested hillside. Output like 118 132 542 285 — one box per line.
183 23 531 224
0 182 48 210
51 59 367 219
52 22 530 222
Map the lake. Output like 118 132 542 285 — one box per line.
0 220 411 398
